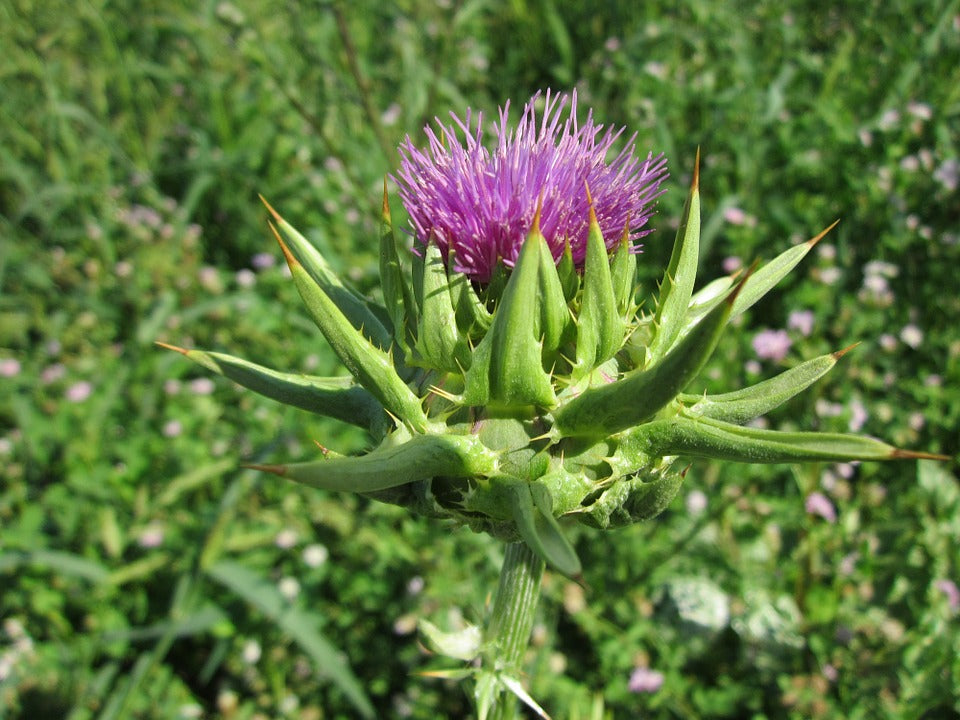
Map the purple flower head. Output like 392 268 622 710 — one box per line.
394 90 668 283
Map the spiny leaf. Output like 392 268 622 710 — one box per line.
271 224 430 432
624 414 949 463
245 433 498 492
677 345 856 424
648 149 700 361
414 240 471 373
610 226 637 317
463 233 557 409
509 481 581 578
157 343 386 435
262 196 392 351
379 182 417 352
575 195 623 376
732 220 839 317
554 272 747 438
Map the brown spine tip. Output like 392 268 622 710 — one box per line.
532 192 544 235
259 194 282 223
240 463 288 476
268 220 299 269
890 449 952 461
154 341 189 355
620 213 633 244
807 219 840 247
833 342 861 359
692 147 701 192
584 180 594 208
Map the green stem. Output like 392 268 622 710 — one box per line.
485 541 545 720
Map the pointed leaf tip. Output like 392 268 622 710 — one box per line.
890 448 952 461
692 147 700 191
381 176 390 218
807 219 840 247
154 341 188 355
267 220 299 269
532 192 544 234
833 342 861 359
259 194 282 223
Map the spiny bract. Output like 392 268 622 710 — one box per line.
163 93 939 577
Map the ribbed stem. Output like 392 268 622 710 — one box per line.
485 541 545 720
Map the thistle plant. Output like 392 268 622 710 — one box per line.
161 90 943 718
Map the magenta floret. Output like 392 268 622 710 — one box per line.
394 90 668 283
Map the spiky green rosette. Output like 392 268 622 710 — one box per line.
161 153 939 578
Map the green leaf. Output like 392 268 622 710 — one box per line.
207 561 374 719
450 265 492 340
262 196 392 351
0 549 109 583
379 184 417 352
159 344 387 434
509 481 581 578
575 206 623 376
536 231 572 356
732 221 838 318
554 274 742 438
610 230 637 317
677 346 853 424
556 240 579 302
463 234 557 409
414 241 471 372
418 618 481 661
273 224 430 432
648 152 700 361
247 432 498 493
626 414 934 463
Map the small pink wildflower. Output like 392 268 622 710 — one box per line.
752 329 792 362
787 310 815 337
722 256 742 274
805 492 837 523
900 324 923 349
66 381 93 403
935 579 960 611
189 378 216 395
139 524 165 548
0 359 21 378
848 399 868 433
251 252 276 270
628 666 665 693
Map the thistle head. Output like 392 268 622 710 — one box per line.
395 90 668 283
163 91 945 578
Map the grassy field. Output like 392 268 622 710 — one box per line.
2 1 959 717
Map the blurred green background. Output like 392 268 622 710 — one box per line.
2 0 958 718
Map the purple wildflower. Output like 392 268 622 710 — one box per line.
805 492 837 523
935 579 960 612
628 666 665 693
752 329 792 362
394 90 668 282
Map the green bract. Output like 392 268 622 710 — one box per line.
164 157 940 577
